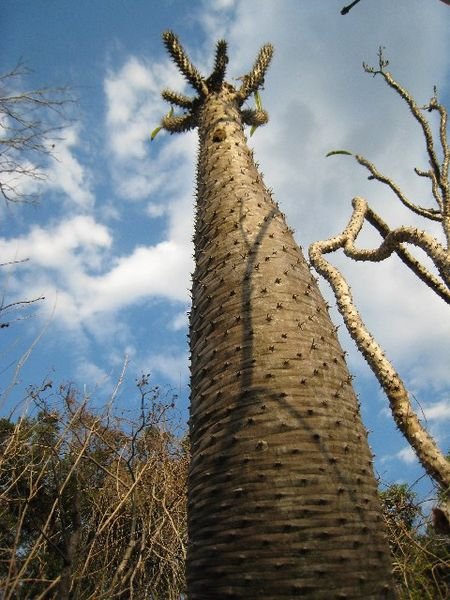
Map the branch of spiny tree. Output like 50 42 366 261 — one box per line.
309 52 450 526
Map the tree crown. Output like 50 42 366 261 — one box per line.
158 31 273 134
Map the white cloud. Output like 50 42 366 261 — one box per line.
396 446 418 465
0 214 192 331
146 202 166 218
45 126 95 209
422 400 450 423
104 56 184 162
143 350 190 385
0 215 111 270
75 360 110 388
170 309 189 331
83 240 192 316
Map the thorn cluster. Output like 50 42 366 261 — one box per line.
159 31 274 134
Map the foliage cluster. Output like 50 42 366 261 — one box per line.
0 378 188 599
0 378 447 599
380 482 449 599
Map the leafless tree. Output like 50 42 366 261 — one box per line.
0 62 72 204
0 375 188 599
309 48 450 530
0 64 72 335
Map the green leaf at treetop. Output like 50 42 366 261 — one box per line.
325 149 353 157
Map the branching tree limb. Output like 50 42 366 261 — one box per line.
340 0 450 16
341 0 362 16
0 62 73 204
309 50 450 528
0 376 187 599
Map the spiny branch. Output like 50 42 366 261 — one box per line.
241 109 269 128
161 112 197 134
162 31 208 97
237 44 274 104
311 55 450 500
161 90 196 110
157 32 273 136
309 232 450 493
206 40 228 92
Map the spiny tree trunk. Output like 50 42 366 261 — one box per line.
158 32 396 598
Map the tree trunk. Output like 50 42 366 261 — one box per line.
158 31 396 599
188 87 395 598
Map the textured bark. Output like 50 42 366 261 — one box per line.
188 88 395 598
159 33 396 599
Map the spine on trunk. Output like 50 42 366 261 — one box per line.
157 31 396 599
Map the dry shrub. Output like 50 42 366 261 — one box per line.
0 376 188 599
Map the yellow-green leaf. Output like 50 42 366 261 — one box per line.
254 90 263 111
150 107 174 141
325 149 353 157
151 125 163 141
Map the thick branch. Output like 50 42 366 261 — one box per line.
343 197 450 286
161 113 198 133
161 89 196 110
309 236 450 493
241 109 269 127
162 31 208 97
365 205 450 303
206 40 228 92
237 44 274 104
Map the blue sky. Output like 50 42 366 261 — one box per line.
1 0 449 502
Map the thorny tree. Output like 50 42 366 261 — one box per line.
309 49 450 531
156 31 396 598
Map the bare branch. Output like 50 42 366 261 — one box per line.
0 62 74 204
341 197 450 286
365 205 450 303
355 154 443 220
341 0 363 15
311 55 450 505
364 49 444 193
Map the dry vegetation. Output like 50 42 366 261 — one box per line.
0 377 188 599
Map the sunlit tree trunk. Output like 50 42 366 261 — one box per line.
159 32 396 599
